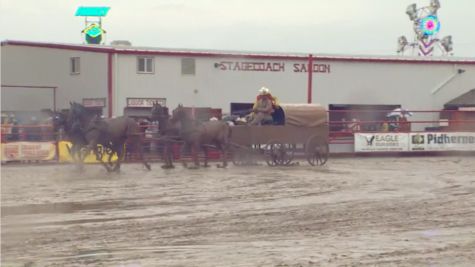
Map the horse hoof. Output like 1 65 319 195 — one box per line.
188 166 199 170
203 164 210 168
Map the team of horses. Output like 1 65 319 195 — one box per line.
52 102 231 172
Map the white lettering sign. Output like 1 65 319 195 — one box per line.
355 133 409 152
126 98 166 108
410 132 475 151
1 142 56 162
82 98 106 107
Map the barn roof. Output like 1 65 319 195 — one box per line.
2 40 475 65
445 89 475 108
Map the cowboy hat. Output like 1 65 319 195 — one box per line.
258 86 270 95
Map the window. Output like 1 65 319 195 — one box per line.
181 58 195 75
137 57 154 73
70 57 80 74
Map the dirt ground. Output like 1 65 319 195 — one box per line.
1 156 475 267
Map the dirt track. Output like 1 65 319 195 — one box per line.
1 156 475 266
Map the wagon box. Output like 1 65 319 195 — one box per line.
230 104 329 166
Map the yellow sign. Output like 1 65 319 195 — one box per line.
58 141 119 163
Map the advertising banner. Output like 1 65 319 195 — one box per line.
409 132 475 151
126 98 166 108
1 142 56 161
82 98 106 107
355 133 409 152
58 141 119 163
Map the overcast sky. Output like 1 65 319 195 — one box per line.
1 0 473 57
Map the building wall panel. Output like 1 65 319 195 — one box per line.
1 45 108 113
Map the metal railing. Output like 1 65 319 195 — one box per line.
327 109 475 144
1 109 474 162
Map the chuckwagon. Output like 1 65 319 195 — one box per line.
229 104 329 166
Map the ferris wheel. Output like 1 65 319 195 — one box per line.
397 0 453 56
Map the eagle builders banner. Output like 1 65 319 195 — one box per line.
1 142 56 162
58 141 119 163
355 133 409 152
409 132 475 151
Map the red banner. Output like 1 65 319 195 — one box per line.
1 142 56 162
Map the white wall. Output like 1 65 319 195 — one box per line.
114 54 309 115
1 45 108 113
313 60 475 108
3 44 474 127
115 52 475 129
313 60 475 130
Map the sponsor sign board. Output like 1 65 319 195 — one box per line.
410 132 475 151
214 61 331 73
57 141 119 163
82 98 106 108
355 133 409 152
1 142 56 161
126 98 166 108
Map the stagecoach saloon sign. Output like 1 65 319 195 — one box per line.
126 97 166 108
214 61 331 73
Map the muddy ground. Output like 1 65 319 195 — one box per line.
1 156 475 266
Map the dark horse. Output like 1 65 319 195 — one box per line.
170 104 231 169
69 102 151 172
150 102 180 169
48 110 89 164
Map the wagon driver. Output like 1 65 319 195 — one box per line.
248 86 279 125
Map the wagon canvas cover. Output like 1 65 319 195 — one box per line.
280 104 327 127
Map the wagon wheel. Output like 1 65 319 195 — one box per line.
265 141 295 166
305 135 329 166
231 145 246 166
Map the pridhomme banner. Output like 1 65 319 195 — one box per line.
409 132 475 151
355 132 475 152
